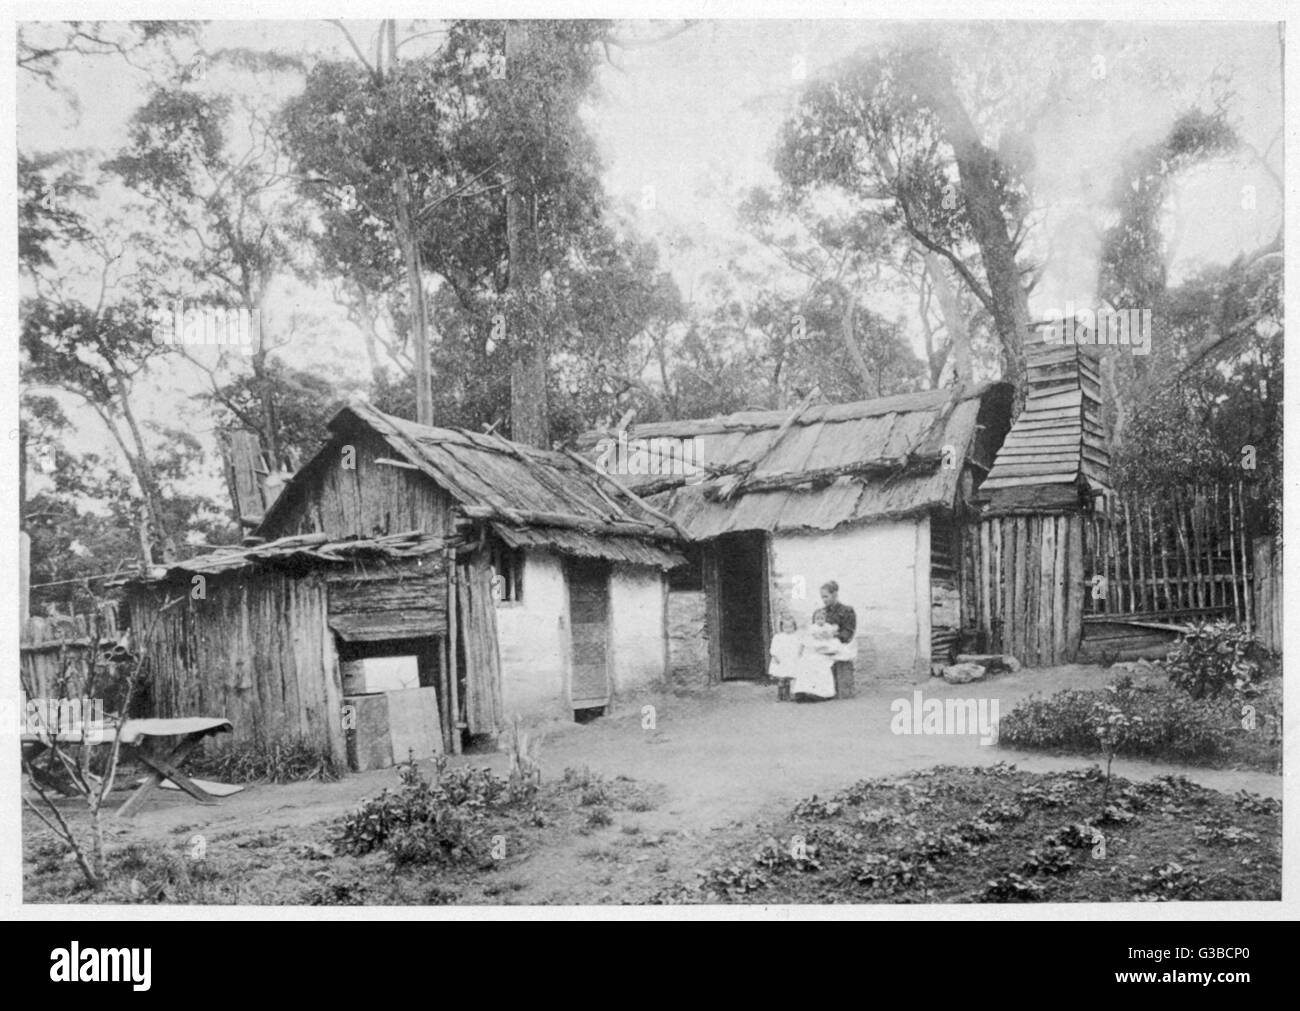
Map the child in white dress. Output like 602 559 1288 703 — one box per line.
791 621 839 700
769 616 802 701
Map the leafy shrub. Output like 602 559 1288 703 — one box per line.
997 689 1107 753
1164 620 1272 700
1193 823 1260 846
1017 782 1076 808
955 818 999 844
1044 823 1099 850
306 878 369 905
754 836 822 872
1138 774 1199 800
437 763 508 809
699 863 768 897
1234 790 1281 815
1135 861 1206 901
981 872 1045 902
999 681 1232 765
561 766 615 807
913 829 976 861
1023 844 1074 876
971 761 1020 778
336 760 522 865
853 853 932 891
856 808 901 831
977 801 1026 824
792 795 844 820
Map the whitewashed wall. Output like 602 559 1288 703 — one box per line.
495 551 669 719
495 549 569 719
609 563 668 693
667 590 710 689
769 518 931 682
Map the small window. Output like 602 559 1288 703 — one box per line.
668 545 704 591
490 540 525 603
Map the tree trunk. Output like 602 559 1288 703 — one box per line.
136 505 152 573
19 428 27 526
926 254 971 383
838 297 876 394
505 19 550 448
1101 352 1125 449
108 369 177 564
948 142 1028 404
350 284 383 380
919 69 1029 411
394 172 433 426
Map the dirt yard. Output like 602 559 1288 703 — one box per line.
23 664 1283 905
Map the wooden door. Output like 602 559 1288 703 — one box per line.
567 559 611 708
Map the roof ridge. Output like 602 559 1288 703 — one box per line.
616 381 998 439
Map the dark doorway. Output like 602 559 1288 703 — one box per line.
334 635 444 691
715 531 770 680
566 558 611 711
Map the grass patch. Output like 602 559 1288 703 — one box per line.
191 740 343 784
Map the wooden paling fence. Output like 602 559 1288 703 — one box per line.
19 607 122 700
964 481 1278 667
1084 484 1259 625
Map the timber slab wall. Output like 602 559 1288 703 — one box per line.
963 512 1086 667
127 569 348 767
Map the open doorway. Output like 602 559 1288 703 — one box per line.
334 634 448 769
715 531 770 680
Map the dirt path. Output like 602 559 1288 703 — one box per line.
46 664 1278 904
91 666 1284 837
540 670 1281 816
